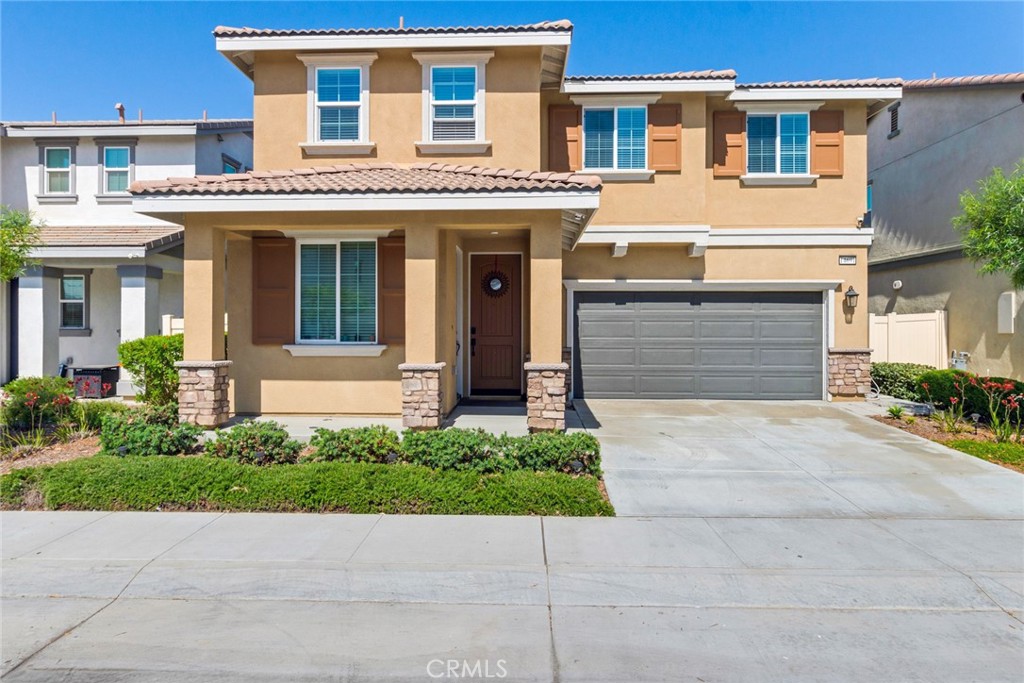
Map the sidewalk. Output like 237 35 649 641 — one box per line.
3 511 1022 682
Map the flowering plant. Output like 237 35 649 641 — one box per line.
979 378 1023 443
922 379 965 433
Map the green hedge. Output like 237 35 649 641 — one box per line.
99 404 202 456
871 362 934 401
303 425 401 464
205 420 302 465
117 334 183 405
916 369 1024 421
0 456 614 516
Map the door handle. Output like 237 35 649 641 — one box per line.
470 338 476 357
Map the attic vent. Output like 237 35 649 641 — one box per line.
887 102 900 139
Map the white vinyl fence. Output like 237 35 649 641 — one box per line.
161 314 185 336
869 310 948 368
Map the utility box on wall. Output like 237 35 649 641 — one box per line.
997 291 1016 334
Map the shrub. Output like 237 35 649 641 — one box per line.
512 431 602 475
303 425 401 464
871 362 934 401
117 334 183 405
205 420 302 465
916 369 1024 421
75 400 132 431
400 428 518 474
99 404 201 456
1 376 75 429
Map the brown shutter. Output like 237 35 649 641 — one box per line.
810 110 844 177
377 237 405 345
712 111 746 177
548 105 582 172
251 237 295 345
647 103 682 171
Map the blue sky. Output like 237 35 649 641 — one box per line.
2 1 1022 121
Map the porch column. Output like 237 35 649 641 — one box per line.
176 221 230 427
526 217 568 432
399 224 445 429
116 265 162 395
16 265 60 377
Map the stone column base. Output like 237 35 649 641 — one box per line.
526 362 568 432
827 348 872 400
400 362 445 429
176 360 232 427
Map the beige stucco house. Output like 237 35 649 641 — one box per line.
130 20 901 430
867 73 1024 379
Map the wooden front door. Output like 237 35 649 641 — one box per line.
470 254 522 395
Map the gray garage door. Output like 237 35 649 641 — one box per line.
573 291 824 399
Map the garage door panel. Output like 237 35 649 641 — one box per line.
574 291 823 400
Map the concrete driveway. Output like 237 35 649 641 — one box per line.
581 399 1024 519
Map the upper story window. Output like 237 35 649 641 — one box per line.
103 146 130 193
297 240 377 344
413 51 492 153
44 147 72 194
582 107 647 170
222 154 242 174
298 53 376 155
746 113 809 175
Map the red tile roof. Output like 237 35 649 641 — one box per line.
566 70 737 82
903 73 1024 89
37 225 183 249
737 78 903 89
214 20 573 38
130 162 602 196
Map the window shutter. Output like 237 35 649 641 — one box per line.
647 103 682 171
252 237 295 345
548 105 582 172
713 111 746 177
810 110 844 177
377 237 405 345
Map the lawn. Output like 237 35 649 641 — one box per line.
946 440 1024 473
0 455 614 516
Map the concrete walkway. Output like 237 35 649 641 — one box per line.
3 507 1022 681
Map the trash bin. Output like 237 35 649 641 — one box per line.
72 366 119 398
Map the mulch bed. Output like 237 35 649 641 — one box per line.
871 414 1023 473
0 435 101 475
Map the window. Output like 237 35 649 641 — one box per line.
44 147 72 194
746 113 809 175
317 68 361 141
430 66 477 141
298 241 376 344
103 147 130 193
60 275 86 329
222 154 242 174
583 107 647 170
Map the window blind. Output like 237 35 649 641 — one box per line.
779 114 809 174
338 242 376 343
299 244 337 341
583 109 614 168
319 108 359 141
746 115 777 174
59 276 85 328
616 107 647 169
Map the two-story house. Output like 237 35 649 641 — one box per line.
129 20 900 430
867 73 1023 378
0 115 252 391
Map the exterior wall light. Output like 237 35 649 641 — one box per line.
844 286 859 308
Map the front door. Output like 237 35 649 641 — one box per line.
470 254 522 395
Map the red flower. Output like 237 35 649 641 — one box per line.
950 397 959 405
921 382 930 390
969 377 978 386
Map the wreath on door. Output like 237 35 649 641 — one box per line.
481 270 510 298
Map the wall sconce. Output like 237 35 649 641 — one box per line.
844 286 859 309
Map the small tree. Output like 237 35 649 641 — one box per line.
953 162 1024 288
0 206 42 282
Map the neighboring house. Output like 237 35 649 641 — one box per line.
867 74 1024 378
0 116 253 393
129 20 900 430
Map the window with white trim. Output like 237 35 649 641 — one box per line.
430 66 477 141
298 241 377 344
582 107 647 170
746 113 809 175
316 68 362 142
44 147 72 194
298 53 375 152
103 146 130 193
59 275 86 329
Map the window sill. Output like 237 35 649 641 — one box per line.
95 194 132 204
584 169 655 182
415 140 492 155
283 344 387 357
740 174 819 186
36 194 78 204
60 327 92 337
300 142 377 156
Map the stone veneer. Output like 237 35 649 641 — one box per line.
827 348 872 399
176 360 232 427
525 362 568 432
399 362 445 429
562 347 573 407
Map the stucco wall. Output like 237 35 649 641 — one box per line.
0 279 9 384
869 257 1023 378
194 130 256 174
252 47 543 171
